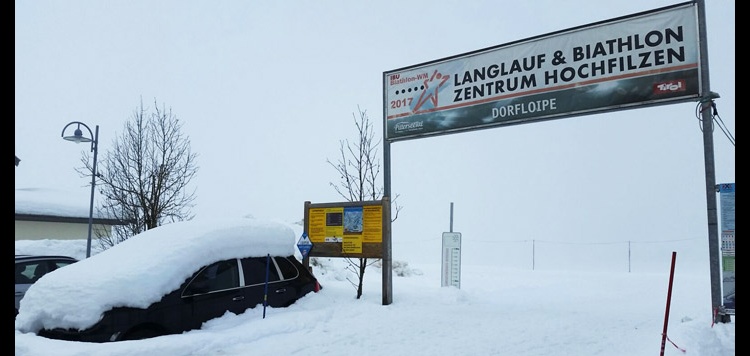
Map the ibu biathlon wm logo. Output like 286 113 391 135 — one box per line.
412 69 450 113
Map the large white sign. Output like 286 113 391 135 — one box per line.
383 3 700 141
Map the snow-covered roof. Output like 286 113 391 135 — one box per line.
15 187 106 220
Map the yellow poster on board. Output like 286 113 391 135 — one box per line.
308 208 326 243
362 205 382 242
342 234 363 254
324 207 344 242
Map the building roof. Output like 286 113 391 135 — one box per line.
15 187 128 225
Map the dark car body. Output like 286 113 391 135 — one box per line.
38 255 320 342
15 255 78 318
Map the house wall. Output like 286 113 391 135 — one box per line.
15 220 112 241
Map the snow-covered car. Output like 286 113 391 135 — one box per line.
15 217 321 342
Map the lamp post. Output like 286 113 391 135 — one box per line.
61 121 99 258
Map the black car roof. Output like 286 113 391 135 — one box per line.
15 255 78 262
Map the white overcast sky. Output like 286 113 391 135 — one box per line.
16 1 734 265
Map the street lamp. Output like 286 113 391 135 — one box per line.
61 121 99 258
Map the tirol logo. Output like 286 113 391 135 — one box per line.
653 79 686 94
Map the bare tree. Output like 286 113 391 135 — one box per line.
327 106 402 299
78 98 198 249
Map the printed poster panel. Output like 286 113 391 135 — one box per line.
362 205 383 243
324 207 344 242
718 183 735 312
308 208 327 243
383 3 700 141
342 234 363 254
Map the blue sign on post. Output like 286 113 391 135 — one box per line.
297 232 313 259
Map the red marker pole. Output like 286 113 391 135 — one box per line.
660 251 677 356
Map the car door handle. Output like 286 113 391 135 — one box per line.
274 288 287 294
232 295 245 301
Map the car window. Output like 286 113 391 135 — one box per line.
32 263 50 282
15 263 34 284
274 257 300 281
16 262 47 284
16 259 75 285
52 261 74 270
184 259 240 296
241 257 281 286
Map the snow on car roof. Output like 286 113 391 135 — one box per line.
16 217 296 333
